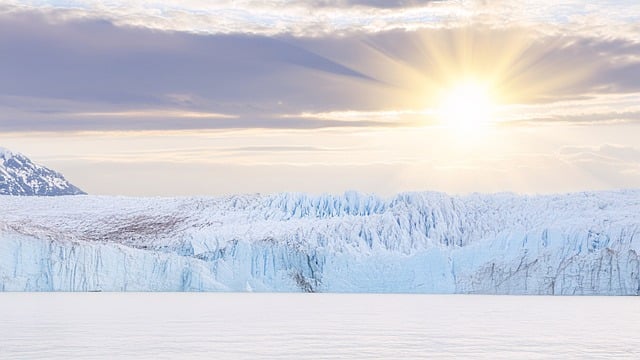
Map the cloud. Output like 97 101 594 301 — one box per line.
284 109 434 125
497 92 640 126
556 144 640 189
0 0 467 37
307 0 436 8
504 110 640 126
0 12 397 132
76 110 236 119
227 145 349 152
1 10 640 132
2 0 639 40
0 12 374 104
0 109 392 132
560 144 640 164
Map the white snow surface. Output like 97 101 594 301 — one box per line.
0 147 85 196
1 190 639 294
0 147 14 160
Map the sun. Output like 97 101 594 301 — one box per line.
437 81 496 133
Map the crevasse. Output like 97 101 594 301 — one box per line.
1 190 639 294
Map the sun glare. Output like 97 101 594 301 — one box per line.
438 81 496 133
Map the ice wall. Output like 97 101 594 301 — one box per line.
1 191 639 294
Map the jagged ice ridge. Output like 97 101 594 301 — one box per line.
1 190 639 294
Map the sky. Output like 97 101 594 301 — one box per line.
1 0 640 196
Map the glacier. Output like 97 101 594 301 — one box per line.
1 190 639 294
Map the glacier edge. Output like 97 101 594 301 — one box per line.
1 190 639 294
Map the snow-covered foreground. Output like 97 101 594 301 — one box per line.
1 191 639 294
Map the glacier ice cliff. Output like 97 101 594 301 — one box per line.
1 190 639 294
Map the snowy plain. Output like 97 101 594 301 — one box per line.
2 293 639 359
1 190 639 294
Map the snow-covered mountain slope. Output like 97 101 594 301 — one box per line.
0 147 85 196
1 190 639 294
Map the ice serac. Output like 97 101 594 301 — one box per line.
0 191 639 294
0 147 85 196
